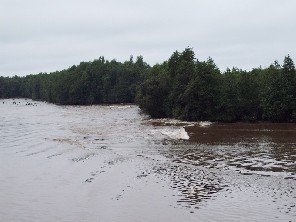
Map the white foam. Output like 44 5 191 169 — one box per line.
161 127 189 140
147 118 197 126
199 121 212 127
108 105 133 109
178 127 190 140
147 118 213 128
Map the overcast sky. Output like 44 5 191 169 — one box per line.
1 0 296 77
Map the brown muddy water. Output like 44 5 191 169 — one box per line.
0 99 295 222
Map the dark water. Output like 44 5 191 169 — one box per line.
185 123 296 173
0 99 295 221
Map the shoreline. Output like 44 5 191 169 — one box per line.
2 98 296 124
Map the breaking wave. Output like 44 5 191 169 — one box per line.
161 127 189 140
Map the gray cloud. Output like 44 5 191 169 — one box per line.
1 0 296 76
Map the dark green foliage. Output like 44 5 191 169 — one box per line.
136 63 170 118
190 58 221 121
261 57 296 122
138 48 223 121
218 68 241 121
0 56 148 105
1 48 296 122
137 48 296 122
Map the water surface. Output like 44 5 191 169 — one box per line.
0 99 295 221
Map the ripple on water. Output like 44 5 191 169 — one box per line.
1 99 296 222
151 163 228 209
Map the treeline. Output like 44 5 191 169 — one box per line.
0 56 148 105
1 48 296 122
137 48 296 122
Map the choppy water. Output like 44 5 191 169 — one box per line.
0 99 295 221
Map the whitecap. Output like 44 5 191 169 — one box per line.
161 127 189 140
199 121 212 127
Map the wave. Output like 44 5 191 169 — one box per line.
147 118 213 127
161 127 189 140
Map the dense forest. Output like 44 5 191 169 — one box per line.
1 48 296 122
0 56 148 105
